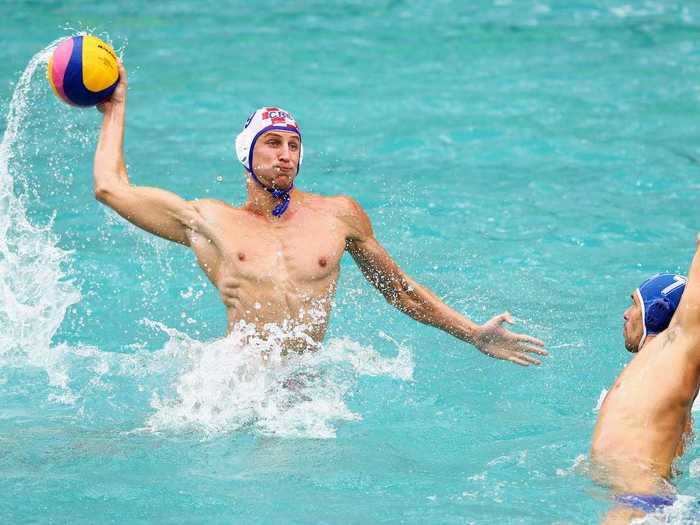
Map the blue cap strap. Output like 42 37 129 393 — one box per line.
248 169 293 217
245 125 299 217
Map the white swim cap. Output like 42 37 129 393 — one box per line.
234 106 303 174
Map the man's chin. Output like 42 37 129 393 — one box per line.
272 175 294 190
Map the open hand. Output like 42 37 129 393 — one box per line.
97 61 127 113
473 312 547 367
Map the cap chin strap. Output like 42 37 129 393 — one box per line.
247 168 292 217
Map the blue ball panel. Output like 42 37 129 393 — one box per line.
62 36 118 107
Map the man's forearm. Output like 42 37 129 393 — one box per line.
389 275 479 343
348 220 545 364
94 103 129 195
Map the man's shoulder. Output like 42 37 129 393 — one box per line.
192 197 235 208
302 193 370 238
192 198 241 215
304 193 363 216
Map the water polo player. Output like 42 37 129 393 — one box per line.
92 61 546 364
591 258 700 522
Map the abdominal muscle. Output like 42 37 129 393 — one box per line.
223 275 338 352
188 195 349 353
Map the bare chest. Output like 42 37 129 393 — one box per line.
197 213 347 285
235 230 343 280
601 341 695 418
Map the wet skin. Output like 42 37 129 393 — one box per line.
92 62 547 364
591 247 700 523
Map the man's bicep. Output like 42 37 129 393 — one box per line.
348 235 386 270
97 184 199 245
339 196 374 242
341 197 406 290
347 235 405 293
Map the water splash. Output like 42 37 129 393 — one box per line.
632 495 700 524
143 321 413 439
0 41 81 378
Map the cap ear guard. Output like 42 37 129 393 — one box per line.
644 297 673 335
235 129 251 168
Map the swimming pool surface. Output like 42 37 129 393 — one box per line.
1 1 699 523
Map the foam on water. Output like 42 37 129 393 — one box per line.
144 321 413 439
18 319 413 439
632 496 700 525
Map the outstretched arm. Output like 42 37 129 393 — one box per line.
94 62 205 245
340 197 547 367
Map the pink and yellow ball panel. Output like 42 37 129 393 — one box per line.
48 35 120 107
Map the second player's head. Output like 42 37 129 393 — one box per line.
623 273 687 352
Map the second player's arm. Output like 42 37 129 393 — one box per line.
340 197 547 366
672 235 700 361
93 63 204 245
671 233 700 395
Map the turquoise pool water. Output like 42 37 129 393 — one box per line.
2 1 700 523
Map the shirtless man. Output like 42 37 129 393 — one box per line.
591 249 700 523
93 63 546 365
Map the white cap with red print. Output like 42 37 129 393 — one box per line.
235 106 304 174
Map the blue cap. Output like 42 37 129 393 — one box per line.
635 273 687 347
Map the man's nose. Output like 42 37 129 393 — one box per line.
278 143 291 161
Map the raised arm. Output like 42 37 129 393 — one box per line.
94 62 203 245
340 197 547 367
672 234 700 348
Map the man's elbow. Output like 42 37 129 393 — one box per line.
93 179 126 204
94 185 111 203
